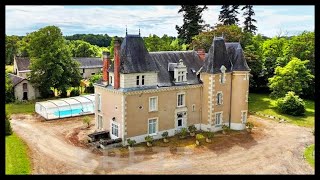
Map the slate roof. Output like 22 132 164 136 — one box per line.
8 73 26 87
201 37 232 74
74 57 103 69
150 51 204 87
225 43 250 71
109 35 158 73
14 57 103 71
15 57 30 71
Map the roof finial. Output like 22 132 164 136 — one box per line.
139 26 141 37
126 25 128 36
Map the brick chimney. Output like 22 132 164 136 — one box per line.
197 49 206 61
102 51 110 86
114 38 121 89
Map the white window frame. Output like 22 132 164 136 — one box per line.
215 112 223 126
245 90 249 103
148 117 158 136
142 75 145 86
217 91 223 105
241 110 248 124
177 92 186 107
97 115 103 130
109 75 113 86
111 121 119 138
97 93 101 112
136 75 140 86
149 96 158 112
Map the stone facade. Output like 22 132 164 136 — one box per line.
80 68 102 79
14 79 40 101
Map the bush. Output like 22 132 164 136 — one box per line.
70 89 80 97
205 131 214 139
246 122 254 129
275 91 306 116
6 112 13 136
222 124 229 131
145 135 153 143
188 125 196 133
127 139 136 147
179 127 188 138
161 131 169 139
82 116 91 128
196 133 205 141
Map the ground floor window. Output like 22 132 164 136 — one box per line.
97 115 103 129
148 118 158 135
241 111 247 124
112 123 119 137
215 112 222 126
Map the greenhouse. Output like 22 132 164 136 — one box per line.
35 94 96 120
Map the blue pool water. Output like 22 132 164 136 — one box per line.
53 108 83 117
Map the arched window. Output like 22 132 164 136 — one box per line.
217 92 223 105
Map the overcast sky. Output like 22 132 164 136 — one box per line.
5 5 314 38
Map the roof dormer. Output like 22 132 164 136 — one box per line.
168 59 188 85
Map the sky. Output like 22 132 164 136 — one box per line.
5 5 314 38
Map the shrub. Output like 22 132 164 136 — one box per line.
222 124 229 131
180 127 188 138
82 116 91 128
5 112 13 136
70 89 80 97
145 135 153 143
196 133 205 141
275 91 305 116
60 90 68 98
162 131 169 139
206 131 214 139
246 122 254 129
127 139 136 147
188 125 197 133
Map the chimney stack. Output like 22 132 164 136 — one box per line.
102 51 110 86
114 37 121 89
197 49 206 61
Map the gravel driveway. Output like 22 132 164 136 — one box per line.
10 114 314 174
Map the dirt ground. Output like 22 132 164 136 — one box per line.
10 114 314 174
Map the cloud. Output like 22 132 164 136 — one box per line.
5 5 314 38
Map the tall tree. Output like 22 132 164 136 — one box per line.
218 5 240 25
242 5 257 34
5 35 20 65
26 26 82 98
175 5 208 44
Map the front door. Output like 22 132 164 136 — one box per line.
23 92 28 100
176 112 184 129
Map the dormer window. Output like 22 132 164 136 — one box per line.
220 65 226 84
136 76 140 86
173 59 187 83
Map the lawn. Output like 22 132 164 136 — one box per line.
249 93 314 127
6 101 35 115
6 65 14 73
304 144 314 168
6 133 31 175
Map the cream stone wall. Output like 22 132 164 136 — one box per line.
14 80 40 101
120 72 158 88
125 85 202 138
94 85 123 139
81 68 102 79
230 71 250 126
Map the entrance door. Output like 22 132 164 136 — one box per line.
177 113 184 129
23 92 28 100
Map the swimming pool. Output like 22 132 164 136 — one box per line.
53 108 83 117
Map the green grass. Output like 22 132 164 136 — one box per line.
6 101 36 115
304 144 315 168
6 65 14 73
6 133 31 174
249 93 314 127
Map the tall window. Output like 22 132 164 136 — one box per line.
241 111 247 124
220 73 225 84
149 96 158 112
142 75 145 85
23 83 28 91
97 115 103 129
177 93 185 107
97 94 101 111
112 123 119 137
175 70 187 82
136 76 140 86
148 118 158 135
110 76 113 85
215 112 222 126
217 92 223 105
